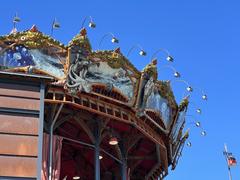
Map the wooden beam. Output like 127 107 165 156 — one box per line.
53 114 73 131
156 144 161 162
73 116 95 144
128 155 155 160
100 118 110 135
145 163 161 180
126 134 143 155
129 160 142 176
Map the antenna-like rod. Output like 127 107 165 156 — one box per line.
51 18 60 36
12 12 20 30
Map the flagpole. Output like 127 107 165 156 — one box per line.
51 18 60 36
50 19 55 36
224 144 233 180
227 166 232 180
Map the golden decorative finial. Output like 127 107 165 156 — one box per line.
114 47 121 54
29 25 39 32
80 28 87 37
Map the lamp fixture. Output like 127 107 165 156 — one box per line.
186 115 202 128
196 108 201 114
99 32 119 48
73 176 80 180
111 37 119 43
188 101 202 115
160 65 181 78
201 131 207 136
12 12 21 30
195 121 201 127
51 18 60 36
52 19 60 29
166 55 174 62
13 13 21 23
174 71 181 78
171 80 193 98
139 50 147 56
193 87 208 101
202 94 207 100
186 86 193 92
81 16 96 29
151 48 174 62
127 44 146 57
99 155 103 160
89 21 96 28
109 137 118 146
187 142 192 147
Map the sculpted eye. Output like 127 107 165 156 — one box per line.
20 36 26 41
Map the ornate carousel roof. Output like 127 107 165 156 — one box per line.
0 25 191 178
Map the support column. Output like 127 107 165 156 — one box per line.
48 103 64 180
121 160 127 180
37 82 45 180
95 122 100 180
119 142 128 180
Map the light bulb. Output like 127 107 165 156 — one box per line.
187 86 193 92
139 50 146 56
195 122 201 127
109 137 118 145
111 37 119 43
187 142 192 147
73 176 80 180
167 55 174 62
174 72 181 78
89 22 96 28
202 94 207 100
201 131 207 136
196 109 201 114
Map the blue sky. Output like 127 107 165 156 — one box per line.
1 0 240 179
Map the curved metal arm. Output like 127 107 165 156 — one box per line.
81 16 95 29
184 86 208 101
98 32 118 49
173 79 191 87
185 114 201 126
188 101 202 114
185 115 206 136
170 79 193 99
194 87 208 100
159 65 180 78
127 44 146 57
186 121 201 127
151 48 173 62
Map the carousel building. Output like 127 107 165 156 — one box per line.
0 24 189 180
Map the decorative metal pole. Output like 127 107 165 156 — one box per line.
95 121 101 180
119 142 127 180
121 160 127 180
48 103 64 180
223 144 233 180
51 18 60 36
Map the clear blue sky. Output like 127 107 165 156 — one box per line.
1 0 240 179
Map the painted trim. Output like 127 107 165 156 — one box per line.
0 71 54 80
0 132 38 137
0 107 39 116
37 82 45 180
0 177 36 180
